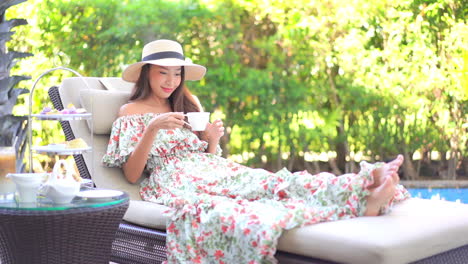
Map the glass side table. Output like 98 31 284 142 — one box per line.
0 189 129 264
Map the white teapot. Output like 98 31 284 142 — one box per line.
6 173 49 203
41 160 80 204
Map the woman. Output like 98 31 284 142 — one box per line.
103 39 410 264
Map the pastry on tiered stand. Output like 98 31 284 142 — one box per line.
65 138 88 149
40 103 86 115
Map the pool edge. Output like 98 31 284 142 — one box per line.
401 180 468 188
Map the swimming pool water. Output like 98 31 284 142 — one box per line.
408 188 468 204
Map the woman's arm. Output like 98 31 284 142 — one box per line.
119 106 186 183
122 124 159 183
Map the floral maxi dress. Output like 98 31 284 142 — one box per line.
102 113 410 264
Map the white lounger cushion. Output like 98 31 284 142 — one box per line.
59 77 468 264
124 200 168 230
279 198 468 264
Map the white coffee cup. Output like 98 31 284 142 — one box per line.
186 112 210 131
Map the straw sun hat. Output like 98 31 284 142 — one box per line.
122 39 206 82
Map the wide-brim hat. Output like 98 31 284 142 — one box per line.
122 39 206 82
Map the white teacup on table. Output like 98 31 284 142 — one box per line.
186 112 210 131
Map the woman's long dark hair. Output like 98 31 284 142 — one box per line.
129 64 201 113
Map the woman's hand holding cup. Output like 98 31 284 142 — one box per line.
148 112 186 132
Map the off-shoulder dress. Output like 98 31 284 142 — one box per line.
103 113 410 264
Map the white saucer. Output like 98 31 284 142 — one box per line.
76 189 124 202
32 146 92 155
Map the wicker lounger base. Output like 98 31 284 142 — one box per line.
111 220 468 264
111 222 167 264
110 221 336 264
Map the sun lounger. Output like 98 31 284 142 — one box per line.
49 77 468 264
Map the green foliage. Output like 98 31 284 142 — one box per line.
8 0 467 177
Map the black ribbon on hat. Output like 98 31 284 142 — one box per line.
142 51 185 61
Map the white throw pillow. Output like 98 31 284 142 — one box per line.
79 89 131 135
99 77 134 92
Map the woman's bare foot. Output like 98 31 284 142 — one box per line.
364 176 395 216
368 155 404 188
363 155 404 216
